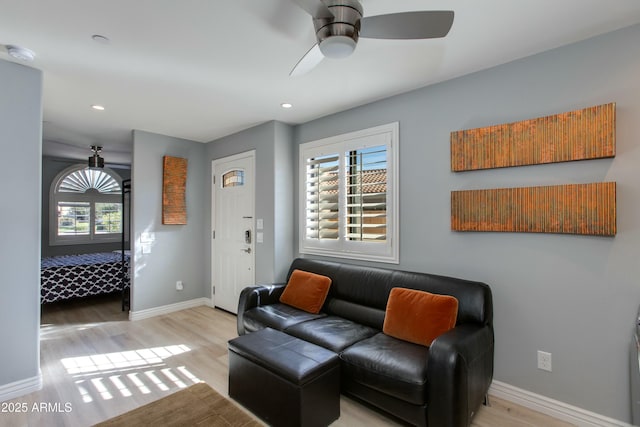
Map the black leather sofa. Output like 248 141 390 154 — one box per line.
237 258 494 427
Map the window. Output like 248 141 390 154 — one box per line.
50 165 123 245
222 169 244 187
299 122 399 263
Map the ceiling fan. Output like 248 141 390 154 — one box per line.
289 0 454 76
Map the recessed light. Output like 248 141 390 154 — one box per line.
281 103 293 109
91 34 110 44
91 105 105 111
6 45 35 62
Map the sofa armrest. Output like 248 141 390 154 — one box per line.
427 324 494 427
236 283 286 335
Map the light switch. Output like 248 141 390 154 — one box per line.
256 232 264 243
141 232 154 243
256 219 264 230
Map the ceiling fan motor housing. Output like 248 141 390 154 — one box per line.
314 0 363 58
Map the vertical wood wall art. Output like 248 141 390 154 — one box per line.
162 156 188 225
451 182 616 236
450 103 615 171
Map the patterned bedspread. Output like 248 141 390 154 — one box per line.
41 252 129 303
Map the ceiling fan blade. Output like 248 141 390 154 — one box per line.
360 11 454 39
290 44 324 77
290 0 334 19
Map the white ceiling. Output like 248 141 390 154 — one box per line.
2 0 640 164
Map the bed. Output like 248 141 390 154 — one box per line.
40 252 130 304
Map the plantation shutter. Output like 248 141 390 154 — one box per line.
299 122 398 264
305 153 340 240
58 168 121 194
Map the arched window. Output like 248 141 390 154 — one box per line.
50 165 123 245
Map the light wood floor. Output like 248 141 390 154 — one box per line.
1 294 574 426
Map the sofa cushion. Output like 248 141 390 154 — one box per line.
383 287 458 346
280 269 332 314
285 316 379 353
243 303 326 332
340 333 430 405
324 298 386 330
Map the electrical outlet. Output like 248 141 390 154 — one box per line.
176 281 184 291
537 350 552 372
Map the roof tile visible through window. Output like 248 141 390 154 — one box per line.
323 169 387 195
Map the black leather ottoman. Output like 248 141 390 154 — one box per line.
228 327 340 427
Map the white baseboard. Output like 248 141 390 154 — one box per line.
0 373 42 403
129 297 213 321
490 380 632 427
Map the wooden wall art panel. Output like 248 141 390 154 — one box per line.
162 156 188 225
451 182 616 236
450 103 615 171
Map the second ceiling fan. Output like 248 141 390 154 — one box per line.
289 0 454 76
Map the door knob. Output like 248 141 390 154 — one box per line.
241 247 252 254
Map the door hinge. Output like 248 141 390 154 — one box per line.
213 175 215 185
212 286 215 295
212 230 215 239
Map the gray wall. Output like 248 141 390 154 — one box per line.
131 130 207 311
41 156 130 257
206 121 294 288
293 24 640 422
273 122 295 281
0 60 42 387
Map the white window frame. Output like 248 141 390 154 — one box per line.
49 164 123 246
299 122 399 264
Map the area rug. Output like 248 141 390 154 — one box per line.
94 382 262 426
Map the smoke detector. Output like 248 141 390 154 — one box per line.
6 45 35 62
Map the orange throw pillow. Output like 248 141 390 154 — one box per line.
383 287 459 346
279 269 332 314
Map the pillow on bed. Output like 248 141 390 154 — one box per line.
383 287 458 347
279 269 332 314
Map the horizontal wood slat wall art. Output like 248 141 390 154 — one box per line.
162 156 188 225
451 182 616 236
450 103 615 171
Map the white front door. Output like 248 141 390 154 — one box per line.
212 151 255 313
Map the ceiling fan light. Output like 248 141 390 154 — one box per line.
319 36 357 59
88 145 105 169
